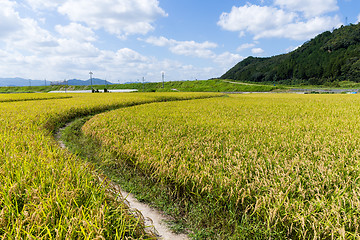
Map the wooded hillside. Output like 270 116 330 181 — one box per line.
221 23 360 85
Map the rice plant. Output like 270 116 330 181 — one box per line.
82 93 360 239
0 92 219 238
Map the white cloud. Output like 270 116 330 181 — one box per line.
144 36 243 69
251 48 264 54
144 36 170 47
115 48 148 63
55 23 96 42
0 1 58 54
144 36 218 59
0 1 148 79
213 52 243 67
357 14 360 23
218 4 296 34
0 0 225 82
58 0 167 38
0 3 215 82
274 0 338 18
0 1 25 37
55 39 99 57
25 0 63 10
237 43 256 51
218 3 342 41
169 41 217 59
255 15 342 40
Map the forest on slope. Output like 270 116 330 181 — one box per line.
221 23 360 85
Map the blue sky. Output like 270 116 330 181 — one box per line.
0 0 359 83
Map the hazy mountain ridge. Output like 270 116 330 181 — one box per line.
0 78 44 87
0 78 112 87
221 23 360 85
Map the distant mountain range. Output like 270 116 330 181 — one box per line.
0 78 42 87
64 78 112 86
0 78 113 87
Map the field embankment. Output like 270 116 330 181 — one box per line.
0 92 221 239
0 79 278 93
80 94 360 239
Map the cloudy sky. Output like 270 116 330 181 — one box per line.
0 0 359 83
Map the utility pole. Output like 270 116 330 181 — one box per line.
89 71 93 92
142 77 145 91
161 71 165 88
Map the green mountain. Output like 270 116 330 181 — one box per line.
221 23 360 85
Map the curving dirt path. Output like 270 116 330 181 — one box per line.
116 186 188 240
56 125 189 240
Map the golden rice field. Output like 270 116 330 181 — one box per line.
0 92 219 239
82 93 360 239
0 93 71 102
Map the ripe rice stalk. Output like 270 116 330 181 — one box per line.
82 94 360 238
0 92 220 238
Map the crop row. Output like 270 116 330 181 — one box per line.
0 93 72 103
82 93 360 239
0 92 220 239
